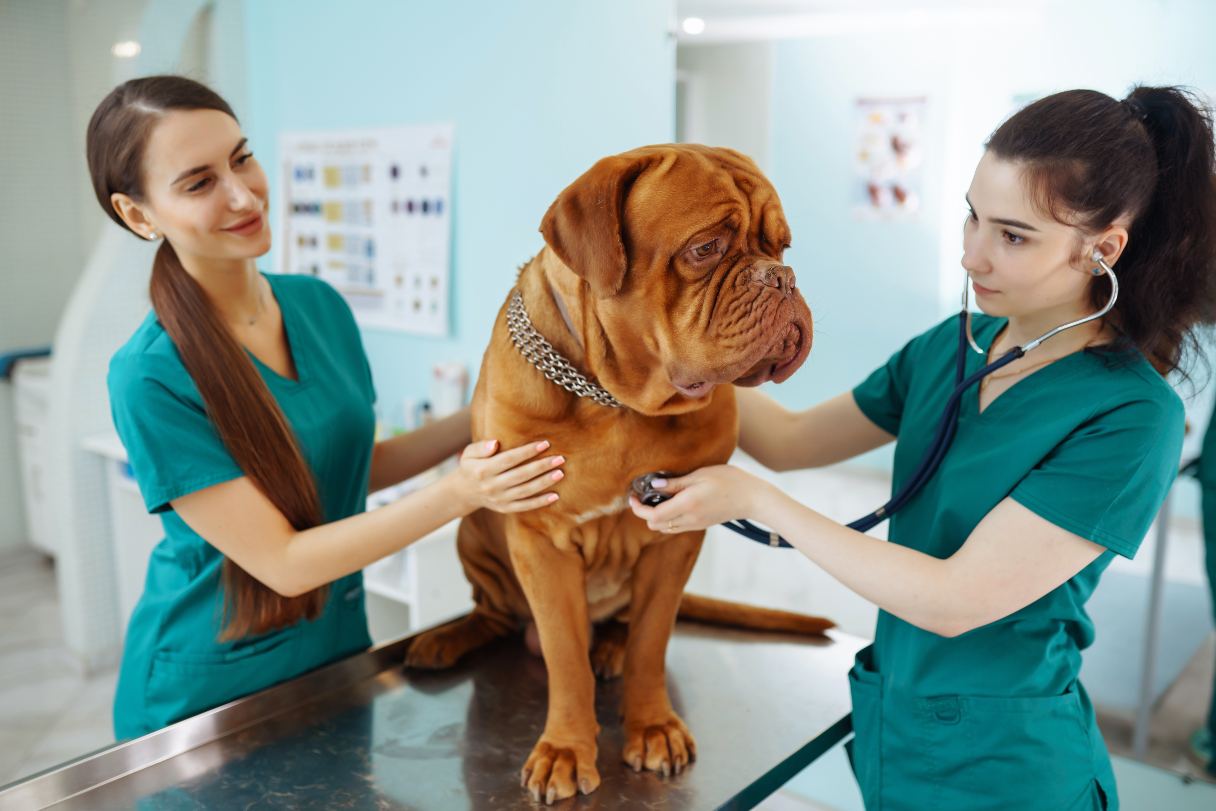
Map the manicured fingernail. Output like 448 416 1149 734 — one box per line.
536 440 550 451
551 470 563 481
551 456 565 466
485 440 496 451
548 493 559 502
651 478 667 488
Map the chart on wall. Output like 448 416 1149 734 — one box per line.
852 97 925 219
278 124 453 335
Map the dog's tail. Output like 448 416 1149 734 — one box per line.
676 593 834 636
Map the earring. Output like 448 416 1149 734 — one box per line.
147 232 158 240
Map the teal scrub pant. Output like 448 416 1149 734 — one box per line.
1201 484 1216 774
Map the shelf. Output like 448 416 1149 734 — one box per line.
363 577 413 606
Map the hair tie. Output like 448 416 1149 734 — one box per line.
1121 97 1149 122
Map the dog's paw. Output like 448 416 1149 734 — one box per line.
404 613 510 670
622 712 697 777
521 738 600 804
590 623 628 680
403 627 465 670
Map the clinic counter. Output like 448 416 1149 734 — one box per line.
1 620 867 810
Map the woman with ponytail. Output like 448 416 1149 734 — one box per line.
630 86 1216 809
88 76 565 739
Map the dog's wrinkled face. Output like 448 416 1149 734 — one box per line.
541 144 812 414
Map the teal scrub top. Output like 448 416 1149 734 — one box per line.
847 314 1183 811
108 273 376 739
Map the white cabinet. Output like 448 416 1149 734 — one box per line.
14 358 54 556
81 434 162 637
362 481 474 640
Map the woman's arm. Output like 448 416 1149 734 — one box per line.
368 406 473 492
174 438 565 597
629 467 1104 637
737 388 895 471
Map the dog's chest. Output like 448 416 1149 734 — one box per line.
585 565 631 616
558 412 729 511
569 493 632 527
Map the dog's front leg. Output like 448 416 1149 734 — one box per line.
507 529 600 804
621 532 702 777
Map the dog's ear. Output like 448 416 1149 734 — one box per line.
540 153 650 298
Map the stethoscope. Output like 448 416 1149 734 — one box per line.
633 250 1120 547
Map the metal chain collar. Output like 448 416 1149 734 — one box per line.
505 288 624 409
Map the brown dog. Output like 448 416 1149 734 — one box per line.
406 144 831 803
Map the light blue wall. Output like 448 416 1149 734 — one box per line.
769 36 953 412
239 0 1216 482
242 0 676 425
765 0 1216 478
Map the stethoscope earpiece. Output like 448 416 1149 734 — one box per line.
1091 249 1107 276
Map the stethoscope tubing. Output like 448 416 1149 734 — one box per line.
722 315 1022 545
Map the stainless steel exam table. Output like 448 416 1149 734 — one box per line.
2 622 867 810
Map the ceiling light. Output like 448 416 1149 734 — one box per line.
112 41 141 58
682 17 706 35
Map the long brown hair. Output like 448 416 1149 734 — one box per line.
86 75 327 639
987 86 1216 377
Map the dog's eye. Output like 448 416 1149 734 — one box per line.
692 239 718 259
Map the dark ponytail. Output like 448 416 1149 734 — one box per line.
87 76 328 640
987 85 1216 376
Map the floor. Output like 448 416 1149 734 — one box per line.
2 463 1215 811
0 546 116 787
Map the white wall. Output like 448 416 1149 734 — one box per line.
0 1 83 351
64 0 151 253
0 0 82 552
677 42 774 171
0 0 149 553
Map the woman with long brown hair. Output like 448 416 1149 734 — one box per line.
632 85 1216 808
88 75 564 739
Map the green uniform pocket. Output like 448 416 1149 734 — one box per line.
846 647 884 809
145 625 302 729
913 686 1100 810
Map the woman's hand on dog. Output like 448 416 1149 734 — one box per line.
628 464 772 534
450 439 565 514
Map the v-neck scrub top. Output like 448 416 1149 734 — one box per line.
107 273 376 739
846 313 1184 810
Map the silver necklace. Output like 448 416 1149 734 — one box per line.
243 281 267 327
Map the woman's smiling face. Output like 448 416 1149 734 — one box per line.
131 108 271 263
